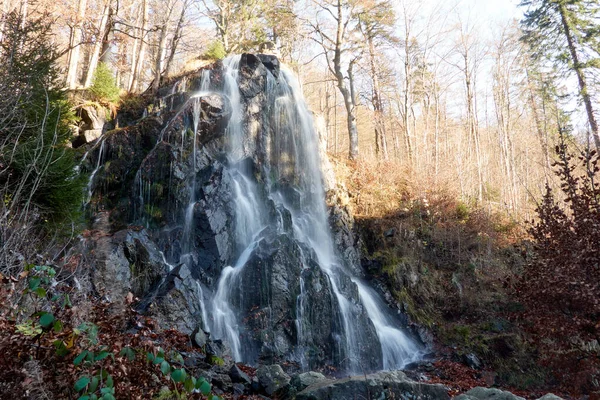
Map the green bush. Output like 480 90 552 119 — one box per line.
204 40 226 60
89 63 120 103
0 11 86 229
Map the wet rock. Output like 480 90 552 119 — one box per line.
296 370 449 400
191 326 207 348
463 353 482 370
454 387 525 400
257 54 280 78
257 364 291 397
182 352 209 369
210 372 233 392
198 93 231 139
206 339 231 361
239 53 267 98
233 382 246 396
144 263 205 334
229 364 252 385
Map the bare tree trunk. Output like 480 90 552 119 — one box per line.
66 0 88 89
332 0 358 159
127 13 140 91
84 0 110 87
152 24 168 92
558 3 600 150
464 51 483 204
130 0 148 92
366 33 388 160
164 2 187 78
525 69 551 178
99 5 114 64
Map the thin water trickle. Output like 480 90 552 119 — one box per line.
83 137 106 206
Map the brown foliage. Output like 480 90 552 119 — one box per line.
516 138 600 396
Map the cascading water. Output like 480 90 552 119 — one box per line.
83 137 106 206
200 56 422 372
207 56 267 361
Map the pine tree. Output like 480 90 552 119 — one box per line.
521 0 600 150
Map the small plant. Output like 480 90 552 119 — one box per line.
204 40 226 60
89 63 120 103
17 264 67 354
147 348 219 399
72 322 116 400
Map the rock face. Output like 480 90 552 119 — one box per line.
78 54 421 373
296 371 450 400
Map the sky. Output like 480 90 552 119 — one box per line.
464 0 523 22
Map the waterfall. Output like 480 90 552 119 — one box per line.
202 56 421 371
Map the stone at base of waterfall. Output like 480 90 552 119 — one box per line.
296 370 450 400
454 387 564 400
454 387 525 400
536 395 563 400
257 364 291 397
287 372 328 398
229 364 252 385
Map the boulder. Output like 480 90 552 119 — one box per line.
82 129 103 144
290 372 327 392
454 387 525 400
536 395 563 400
79 104 107 130
256 364 291 398
191 326 207 348
296 370 449 400
229 364 252 385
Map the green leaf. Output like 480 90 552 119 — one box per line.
171 369 186 383
119 346 135 361
28 277 41 290
54 339 69 356
89 376 99 393
34 287 47 298
105 374 114 388
63 293 72 308
195 377 206 389
184 376 195 392
173 352 184 365
199 380 211 395
39 313 55 328
146 352 155 363
153 356 164 365
77 396 90 400
94 351 112 362
101 394 115 400
74 350 88 366
74 376 90 392
53 320 63 333
160 360 171 375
